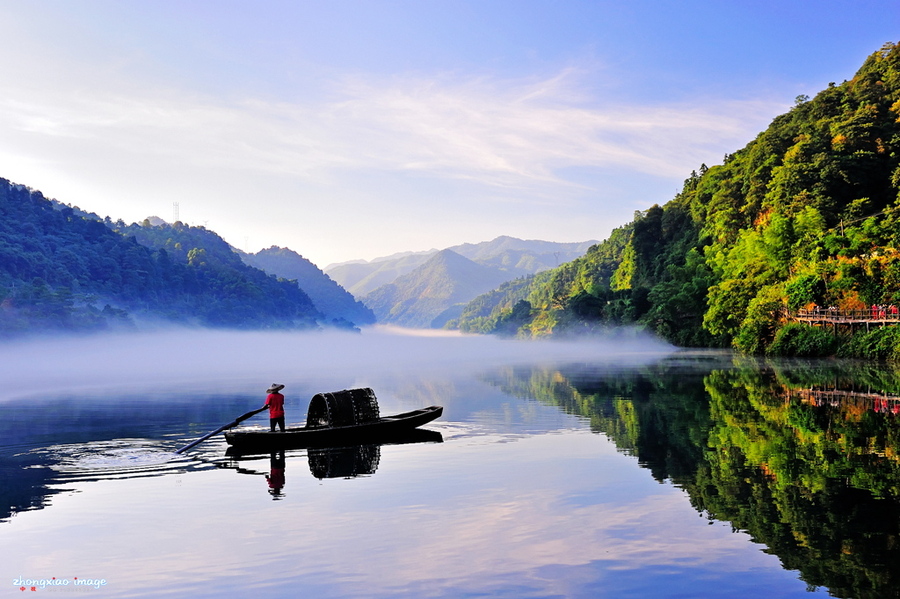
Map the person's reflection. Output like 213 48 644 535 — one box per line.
266 451 285 498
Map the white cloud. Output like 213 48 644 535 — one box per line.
0 68 785 192
0 59 788 264
329 70 783 185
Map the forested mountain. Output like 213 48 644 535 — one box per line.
362 249 515 328
326 251 437 298
326 236 597 297
240 246 375 327
0 180 321 335
450 225 633 335
453 42 900 358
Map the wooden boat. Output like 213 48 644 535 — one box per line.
224 405 443 451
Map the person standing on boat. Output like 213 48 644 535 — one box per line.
264 383 286 432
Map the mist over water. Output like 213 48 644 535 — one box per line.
4 325 879 597
0 325 675 403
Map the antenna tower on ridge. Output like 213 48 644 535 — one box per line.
173 202 180 223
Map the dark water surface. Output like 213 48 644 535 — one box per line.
2 330 899 597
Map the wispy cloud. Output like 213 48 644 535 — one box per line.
0 65 789 263
0 68 786 194
328 70 784 185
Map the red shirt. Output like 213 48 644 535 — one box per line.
268 468 285 490
265 393 285 418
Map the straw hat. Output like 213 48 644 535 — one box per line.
267 383 285 393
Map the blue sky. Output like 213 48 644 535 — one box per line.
0 1 896 267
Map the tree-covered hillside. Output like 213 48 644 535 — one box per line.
116 219 322 328
0 180 321 335
450 223 636 336
241 245 375 327
363 249 516 328
454 42 900 357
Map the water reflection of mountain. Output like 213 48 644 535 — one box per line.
483 362 713 484
488 360 900 599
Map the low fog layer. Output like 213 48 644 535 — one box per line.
0 326 674 402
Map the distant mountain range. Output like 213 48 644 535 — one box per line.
327 236 597 298
240 246 375 327
326 251 439 300
362 249 516 328
1 175 595 336
356 237 597 328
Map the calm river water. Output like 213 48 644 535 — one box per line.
1 328 898 598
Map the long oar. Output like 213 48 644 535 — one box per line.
175 406 268 453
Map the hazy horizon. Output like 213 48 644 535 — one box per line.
0 325 676 404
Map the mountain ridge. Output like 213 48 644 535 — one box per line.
0 181 322 335
362 249 516 328
327 236 597 297
240 246 375 327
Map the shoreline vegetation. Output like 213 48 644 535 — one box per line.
448 42 900 361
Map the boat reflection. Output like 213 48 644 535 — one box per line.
222 429 443 492
308 444 380 479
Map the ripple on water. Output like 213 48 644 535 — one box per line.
27 439 218 483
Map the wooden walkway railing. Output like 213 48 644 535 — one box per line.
795 307 900 329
